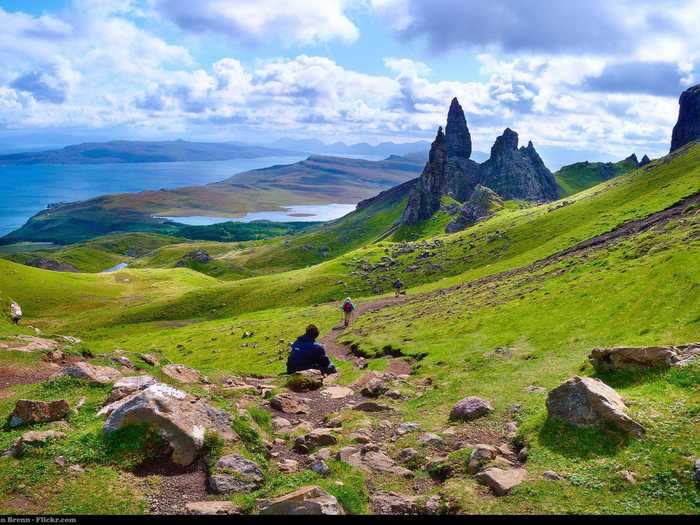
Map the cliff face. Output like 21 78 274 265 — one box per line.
479 129 559 202
670 84 700 152
401 99 558 226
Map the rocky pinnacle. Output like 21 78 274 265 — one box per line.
445 97 472 159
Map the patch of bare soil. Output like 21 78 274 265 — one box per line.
134 455 209 515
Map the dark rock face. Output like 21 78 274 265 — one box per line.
445 185 503 233
670 84 700 152
401 99 557 226
480 129 559 202
25 257 78 273
445 97 472 159
639 154 651 166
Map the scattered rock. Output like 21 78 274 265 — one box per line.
468 444 498 474
54 456 67 467
350 429 372 444
526 385 546 394
449 396 493 422
287 369 324 392
546 376 645 437
13 430 66 455
418 432 443 447
517 447 529 463
139 353 160 366
353 401 392 412
543 470 564 481
619 470 637 484
185 501 239 515
9 399 70 428
693 459 700 482
320 386 353 399
294 428 338 453
103 383 236 466
161 364 203 384
258 486 344 515
338 447 413 478
270 393 310 414
272 416 292 431
394 422 420 438
396 448 418 465
112 356 134 369
361 377 388 398
589 344 700 372
475 467 527 496
68 464 85 475
324 415 343 428
209 454 264 494
277 458 300 473
106 375 156 403
310 458 330 477
370 492 421 515
63 362 121 384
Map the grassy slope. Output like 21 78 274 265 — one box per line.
555 157 638 197
1 146 699 514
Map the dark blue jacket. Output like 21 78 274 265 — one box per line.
286 335 336 374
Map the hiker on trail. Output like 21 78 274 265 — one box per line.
287 324 337 375
341 297 355 328
393 279 404 297
10 301 22 325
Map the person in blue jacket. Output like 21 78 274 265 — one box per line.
286 324 337 375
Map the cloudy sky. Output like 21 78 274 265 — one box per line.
0 0 699 165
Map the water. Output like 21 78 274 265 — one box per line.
102 262 129 273
159 203 357 225
0 156 306 236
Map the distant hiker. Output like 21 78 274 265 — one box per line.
10 301 22 325
341 297 355 328
287 324 337 375
393 279 404 297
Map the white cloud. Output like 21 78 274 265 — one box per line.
152 0 360 46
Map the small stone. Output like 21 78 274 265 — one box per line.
517 447 529 463
394 422 420 437
475 468 527 496
320 386 353 399
64 362 121 384
54 456 67 467
619 470 637 484
418 432 443 447
396 448 418 464
325 415 343 428
161 364 203 384
271 393 310 414
449 396 493 422
278 459 299 473
353 401 392 412
310 458 330 477
112 356 134 369
185 501 239 515
693 459 700 482
210 454 264 494
258 486 343 515
272 416 292 431
68 465 85 475
139 353 160 366
361 378 388 398
543 470 563 481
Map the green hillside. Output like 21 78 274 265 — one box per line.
0 145 699 515
555 155 641 196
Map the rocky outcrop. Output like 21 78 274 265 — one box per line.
639 154 651 167
24 257 79 273
445 184 503 233
445 97 472 159
546 376 644 437
64 362 121 384
175 249 211 267
480 129 559 202
9 399 70 427
670 84 700 152
258 486 344 515
589 343 699 372
103 383 237 465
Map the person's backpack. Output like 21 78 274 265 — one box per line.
343 301 354 312
394 280 403 289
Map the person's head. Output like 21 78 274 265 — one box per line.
344 297 352 303
305 324 320 340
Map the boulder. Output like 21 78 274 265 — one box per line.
106 375 157 403
294 428 338 453
418 432 443 447
139 353 160 366
394 422 420 437
670 83 700 152
258 486 344 515
270 393 310 414
9 399 70 428
287 369 324 392
546 376 644 436
103 383 237 465
543 470 564 481
468 444 498 474
112 356 134 369
476 467 527 496
209 454 264 494
449 396 493 422
12 430 66 455
371 492 421 515
309 458 330 477
272 416 292 431
64 362 121 384
353 401 392 412
161 364 203 384
185 501 239 515
361 377 388 398
589 344 699 371
397 448 418 465
338 447 413 478
277 458 299 473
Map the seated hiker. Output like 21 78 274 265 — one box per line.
287 324 337 375
341 297 355 328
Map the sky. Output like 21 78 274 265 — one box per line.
0 0 699 166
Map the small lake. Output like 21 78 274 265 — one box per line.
159 203 357 225
0 155 306 236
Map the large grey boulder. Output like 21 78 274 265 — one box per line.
670 84 700 152
106 375 156 403
546 376 644 437
209 454 264 494
103 383 237 465
258 486 343 515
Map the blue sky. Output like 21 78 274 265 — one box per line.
0 0 699 167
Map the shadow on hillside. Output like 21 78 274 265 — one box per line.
538 418 629 459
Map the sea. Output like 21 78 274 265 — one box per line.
0 156 309 237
